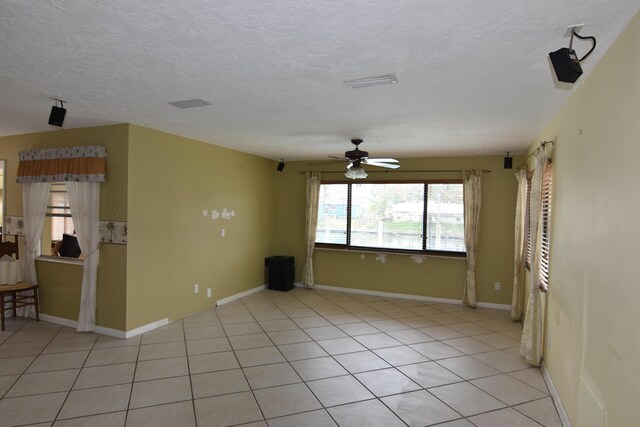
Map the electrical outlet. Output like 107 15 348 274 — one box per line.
221 228 225 237
194 284 199 294
494 282 501 291
207 288 212 298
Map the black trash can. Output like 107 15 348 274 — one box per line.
265 256 295 291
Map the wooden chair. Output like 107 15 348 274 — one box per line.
0 238 39 330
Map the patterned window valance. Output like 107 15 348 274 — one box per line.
17 146 107 183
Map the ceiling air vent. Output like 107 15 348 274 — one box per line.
168 99 212 109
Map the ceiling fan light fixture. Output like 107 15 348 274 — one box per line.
344 166 368 180
344 74 398 89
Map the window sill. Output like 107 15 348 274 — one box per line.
36 255 84 266
314 245 466 260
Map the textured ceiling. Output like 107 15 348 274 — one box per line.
0 1 638 160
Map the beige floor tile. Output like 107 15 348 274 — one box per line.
229 333 273 350
243 362 301 389
398 361 463 388
0 341 48 358
302 325 347 340
134 356 188 382
277 342 327 361
447 322 494 336
0 374 19 396
0 392 67 426
258 319 298 332
307 375 374 407
437 355 501 380
129 375 192 409
387 329 435 344
433 420 474 427
0 356 34 376
42 338 96 355
74 363 135 389
334 350 391 373
471 373 547 406
126 401 195 427
85 346 138 367
451 311 490 322
6 368 79 397
4 329 57 344
93 335 141 350
429 382 506 417
373 345 430 366
137 341 186 361
514 397 562 427
27 351 89 373
191 368 249 398
186 337 231 355
368 319 410 332
410 341 464 360
336 322 380 336
473 332 521 349
267 329 311 345
327 399 405 427
355 368 420 397
476 318 523 332
292 316 331 328
316 337 367 355
509 367 550 393
54 411 126 427
188 351 240 374
419 326 465 340
194 391 263 426
266 409 337 427
472 350 530 373
352 333 402 350
468 407 542 426
442 337 498 354
236 346 286 367
184 325 225 340
382 389 462 426
222 322 263 336
182 316 221 329
58 384 131 419
141 328 185 345
251 310 287 322
427 314 464 325
290 356 349 381
324 313 361 325
283 308 318 319
254 383 321 419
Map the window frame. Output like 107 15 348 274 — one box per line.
47 183 75 243
315 179 466 258
539 162 552 291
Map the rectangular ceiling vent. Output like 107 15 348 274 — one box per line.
344 74 399 89
169 99 212 109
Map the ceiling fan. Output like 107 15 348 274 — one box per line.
329 139 400 179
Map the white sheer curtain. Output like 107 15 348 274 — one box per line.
67 181 100 332
520 150 548 365
462 171 481 308
511 170 528 321
302 171 321 288
20 182 52 317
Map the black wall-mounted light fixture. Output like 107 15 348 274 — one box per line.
276 160 286 172
549 28 597 84
48 99 67 127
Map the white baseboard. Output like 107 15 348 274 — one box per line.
216 285 266 306
38 313 169 339
541 361 572 427
307 284 510 310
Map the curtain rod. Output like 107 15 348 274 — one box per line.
298 169 491 175
517 140 554 170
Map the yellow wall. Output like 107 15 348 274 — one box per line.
274 155 520 304
0 124 128 330
533 12 640 427
125 125 277 329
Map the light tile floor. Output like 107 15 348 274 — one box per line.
0 288 563 426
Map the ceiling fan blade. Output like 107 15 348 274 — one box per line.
364 158 399 163
363 161 400 169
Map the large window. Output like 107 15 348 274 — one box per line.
524 163 553 291
316 182 465 255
